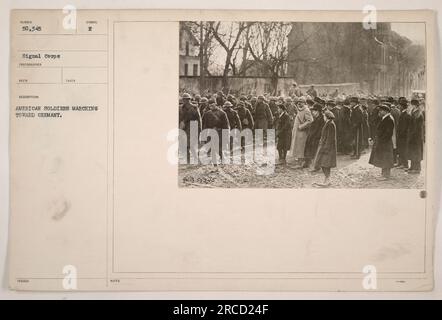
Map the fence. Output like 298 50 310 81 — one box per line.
179 76 360 97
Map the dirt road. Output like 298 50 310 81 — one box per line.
178 148 425 189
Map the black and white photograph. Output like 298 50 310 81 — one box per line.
178 21 426 189
3 2 440 296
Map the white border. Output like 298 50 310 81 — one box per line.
0 0 441 299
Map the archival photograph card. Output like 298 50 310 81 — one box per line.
8 9 437 291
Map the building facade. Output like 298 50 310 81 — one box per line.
286 22 426 96
179 23 200 77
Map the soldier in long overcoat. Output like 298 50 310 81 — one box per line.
396 97 411 168
289 97 313 164
254 95 274 131
313 110 337 187
349 96 364 159
369 104 395 180
236 101 254 151
303 104 325 169
276 103 292 165
236 101 254 130
338 99 352 155
201 100 230 164
223 101 242 156
406 99 425 174
179 93 202 164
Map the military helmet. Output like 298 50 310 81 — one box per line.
324 110 335 119
182 93 191 99
379 104 391 112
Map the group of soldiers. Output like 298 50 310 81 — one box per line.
179 89 425 184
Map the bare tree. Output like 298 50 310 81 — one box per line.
209 21 249 90
246 22 293 94
184 21 216 75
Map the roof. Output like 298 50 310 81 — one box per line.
180 23 200 46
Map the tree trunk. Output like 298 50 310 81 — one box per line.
222 53 233 90
199 22 205 93
271 74 279 95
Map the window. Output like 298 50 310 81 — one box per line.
193 64 198 76
264 83 271 93
184 63 188 76
185 41 189 56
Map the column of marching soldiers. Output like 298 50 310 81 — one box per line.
179 89 425 186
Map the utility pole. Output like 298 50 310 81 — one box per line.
199 21 205 93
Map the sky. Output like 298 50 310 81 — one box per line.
391 22 426 45
204 22 427 75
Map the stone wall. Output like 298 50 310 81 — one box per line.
179 76 360 97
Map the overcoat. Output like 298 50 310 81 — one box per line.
361 109 370 149
254 101 273 130
179 103 202 145
338 106 352 151
202 107 230 130
277 112 292 150
369 115 395 169
236 106 254 130
313 119 337 168
289 106 313 159
407 109 424 162
397 110 411 162
350 105 364 153
224 108 242 130
304 114 325 160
